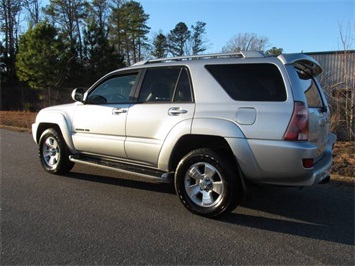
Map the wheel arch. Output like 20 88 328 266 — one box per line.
34 112 75 152
169 135 246 181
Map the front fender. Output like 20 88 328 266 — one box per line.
33 111 75 152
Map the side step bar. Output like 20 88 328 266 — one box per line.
69 155 173 183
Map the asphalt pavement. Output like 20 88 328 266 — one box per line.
1 129 354 265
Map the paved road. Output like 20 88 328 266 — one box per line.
1 129 354 265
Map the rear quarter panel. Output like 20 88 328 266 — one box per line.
190 60 294 140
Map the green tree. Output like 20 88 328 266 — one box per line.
0 0 22 84
266 47 283 55
167 22 190 56
110 0 150 65
43 0 88 73
16 22 68 104
191 21 208 55
83 0 124 84
151 32 167 58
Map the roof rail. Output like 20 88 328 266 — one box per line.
132 51 265 66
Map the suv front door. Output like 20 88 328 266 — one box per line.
125 67 195 165
72 72 139 158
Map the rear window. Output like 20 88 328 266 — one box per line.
297 71 324 108
205 64 286 101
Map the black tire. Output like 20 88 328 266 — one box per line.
39 128 75 174
174 148 242 218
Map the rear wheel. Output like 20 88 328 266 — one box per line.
175 148 242 218
39 128 74 174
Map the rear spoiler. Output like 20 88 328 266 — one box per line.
277 53 323 76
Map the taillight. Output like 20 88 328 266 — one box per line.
302 158 314 168
283 102 309 141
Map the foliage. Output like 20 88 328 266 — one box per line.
110 0 150 65
0 0 22 83
151 33 167 58
266 47 283 55
16 22 68 90
83 0 125 84
167 22 191 56
191 21 208 55
43 0 88 83
152 21 208 58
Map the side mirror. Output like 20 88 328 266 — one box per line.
71 88 84 102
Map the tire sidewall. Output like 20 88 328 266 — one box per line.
175 149 237 218
39 128 72 174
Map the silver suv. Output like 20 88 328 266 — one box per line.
32 51 336 217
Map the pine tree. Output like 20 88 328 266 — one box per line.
191 21 207 55
83 0 124 84
16 22 68 104
167 22 190 57
110 0 150 65
0 0 22 83
151 33 167 58
43 0 88 82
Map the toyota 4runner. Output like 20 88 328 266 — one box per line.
32 51 336 217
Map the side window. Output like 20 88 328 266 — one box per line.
138 67 193 103
297 71 323 108
87 74 138 104
205 64 286 101
173 68 193 102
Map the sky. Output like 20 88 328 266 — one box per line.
138 0 355 53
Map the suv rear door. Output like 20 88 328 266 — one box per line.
281 54 331 162
125 67 195 165
298 70 330 161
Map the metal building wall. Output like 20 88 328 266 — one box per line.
306 51 354 141
306 51 354 91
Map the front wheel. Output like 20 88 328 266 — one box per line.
174 148 242 218
39 128 75 174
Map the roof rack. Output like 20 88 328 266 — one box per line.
132 51 265 66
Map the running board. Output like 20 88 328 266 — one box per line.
69 155 173 183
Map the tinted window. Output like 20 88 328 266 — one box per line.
173 68 193 102
297 71 323 108
87 74 138 104
206 64 286 101
138 67 193 103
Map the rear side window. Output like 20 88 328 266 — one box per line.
297 71 323 108
205 64 286 101
138 67 193 103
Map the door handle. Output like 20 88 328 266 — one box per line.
168 107 188 116
112 108 127 115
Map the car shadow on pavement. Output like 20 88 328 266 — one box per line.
63 166 353 246
63 170 176 195
220 184 354 246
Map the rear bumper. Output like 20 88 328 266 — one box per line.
309 135 335 185
227 133 337 187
